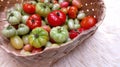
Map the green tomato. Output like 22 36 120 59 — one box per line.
52 3 60 10
2 25 16 38
45 41 52 47
50 26 69 43
74 19 80 29
67 19 80 30
20 50 31 56
36 3 51 17
77 12 86 20
22 15 29 24
67 19 75 30
17 24 30 35
22 35 29 44
7 10 22 25
29 27 49 48
14 3 22 13
10 36 24 49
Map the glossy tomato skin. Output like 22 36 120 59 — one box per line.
27 14 42 30
47 10 66 27
68 6 78 19
23 3 35 14
69 30 79 39
80 16 97 29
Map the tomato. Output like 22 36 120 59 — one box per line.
29 27 49 48
32 48 42 53
26 14 42 30
60 8 68 14
77 28 85 33
17 24 30 35
47 10 66 27
23 3 35 14
2 25 16 38
22 15 29 24
10 36 24 49
68 6 78 19
60 1 69 8
52 3 60 10
23 44 33 52
41 25 51 33
50 26 69 43
80 16 97 29
22 35 29 44
69 30 79 39
7 10 22 25
36 3 51 17
72 0 83 9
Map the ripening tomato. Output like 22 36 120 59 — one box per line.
80 16 97 29
68 6 78 19
41 25 51 33
23 44 33 52
23 3 35 14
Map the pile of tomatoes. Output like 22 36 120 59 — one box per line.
2 0 97 55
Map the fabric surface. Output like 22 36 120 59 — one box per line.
0 0 120 67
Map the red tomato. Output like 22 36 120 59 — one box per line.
77 28 85 33
80 16 97 29
68 6 78 19
41 25 51 33
72 0 83 9
23 44 33 52
47 10 66 27
23 3 35 14
69 30 79 39
27 14 42 30
60 2 69 8
32 48 42 53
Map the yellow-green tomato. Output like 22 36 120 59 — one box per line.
29 27 49 48
22 35 29 44
50 26 69 44
36 3 51 17
10 36 24 49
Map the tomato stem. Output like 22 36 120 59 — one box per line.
56 12 60 16
34 34 39 38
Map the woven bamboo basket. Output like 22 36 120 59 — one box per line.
0 0 105 67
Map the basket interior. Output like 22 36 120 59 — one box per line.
0 0 105 55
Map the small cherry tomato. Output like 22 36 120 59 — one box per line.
68 6 78 19
26 14 42 30
41 25 51 33
60 1 69 8
32 48 42 53
72 0 83 9
77 28 85 33
69 30 79 39
23 3 35 14
23 44 33 52
80 16 97 29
